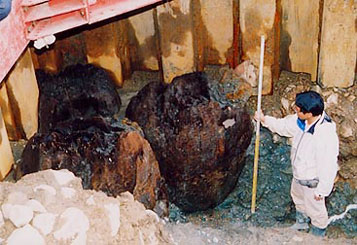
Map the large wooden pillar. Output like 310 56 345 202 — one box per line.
1 48 39 140
84 21 130 87
128 9 159 71
281 0 320 81
318 0 356 87
0 107 14 180
239 0 281 94
157 0 195 83
199 0 234 66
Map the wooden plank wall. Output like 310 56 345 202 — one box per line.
0 0 356 179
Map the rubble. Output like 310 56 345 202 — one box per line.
0 169 173 244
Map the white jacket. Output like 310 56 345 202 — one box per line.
262 111 339 197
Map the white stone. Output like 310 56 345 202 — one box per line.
51 169 76 186
1 203 12 219
34 184 56 196
327 93 338 105
340 125 353 138
61 187 76 199
222 118 235 129
9 204 34 228
26 199 47 213
104 203 120 236
54 207 89 241
32 213 57 235
281 98 290 112
145 209 160 223
72 232 87 245
213 237 219 243
7 224 45 245
7 191 28 204
86 195 95 206
0 210 4 227
0 237 3 243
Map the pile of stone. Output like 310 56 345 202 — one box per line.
0 169 173 244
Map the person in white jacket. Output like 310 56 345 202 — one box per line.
254 91 339 237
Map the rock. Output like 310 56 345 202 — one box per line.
86 196 95 206
61 187 76 199
233 60 257 88
53 207 89 241
340 121 353 138
32 213 57 235
126 72 253 212
34 184 56 196
51 169 76 186
26 199 47 213
7 224 45 245
6 191 28 204
8 204 34 227
0 210 4 227
1 203 11 219
0 170 173 244
104 203 120 236
327 93 339 105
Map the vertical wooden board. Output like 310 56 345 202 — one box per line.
281 0 319 81
128 9 159 71
30 48 63 74
239 0 280 94
0 108 14 180
200 0 233 65
157 0 195 83
84 22 126 87
318 0 356 87
0 83 19 140
5 48 39 140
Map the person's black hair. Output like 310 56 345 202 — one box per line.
295 91 324 116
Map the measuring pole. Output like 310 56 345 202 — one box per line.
251 35 265 214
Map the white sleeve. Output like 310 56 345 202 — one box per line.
262 114 299 138
314 125 339 197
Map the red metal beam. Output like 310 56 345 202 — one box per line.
0 0 28 83
0 0 164 83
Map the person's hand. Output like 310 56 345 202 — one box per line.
254 110 265 124
314 194 323 201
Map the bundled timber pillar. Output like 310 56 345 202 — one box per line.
281 0 319 81
1 48 39 140
84 22 130 87
239 0 280 94
318 0 356 87
0 107 14 180
156 0 195 83
128 9 159 71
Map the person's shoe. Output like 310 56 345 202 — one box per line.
290 211 310 231
309 225 326 237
